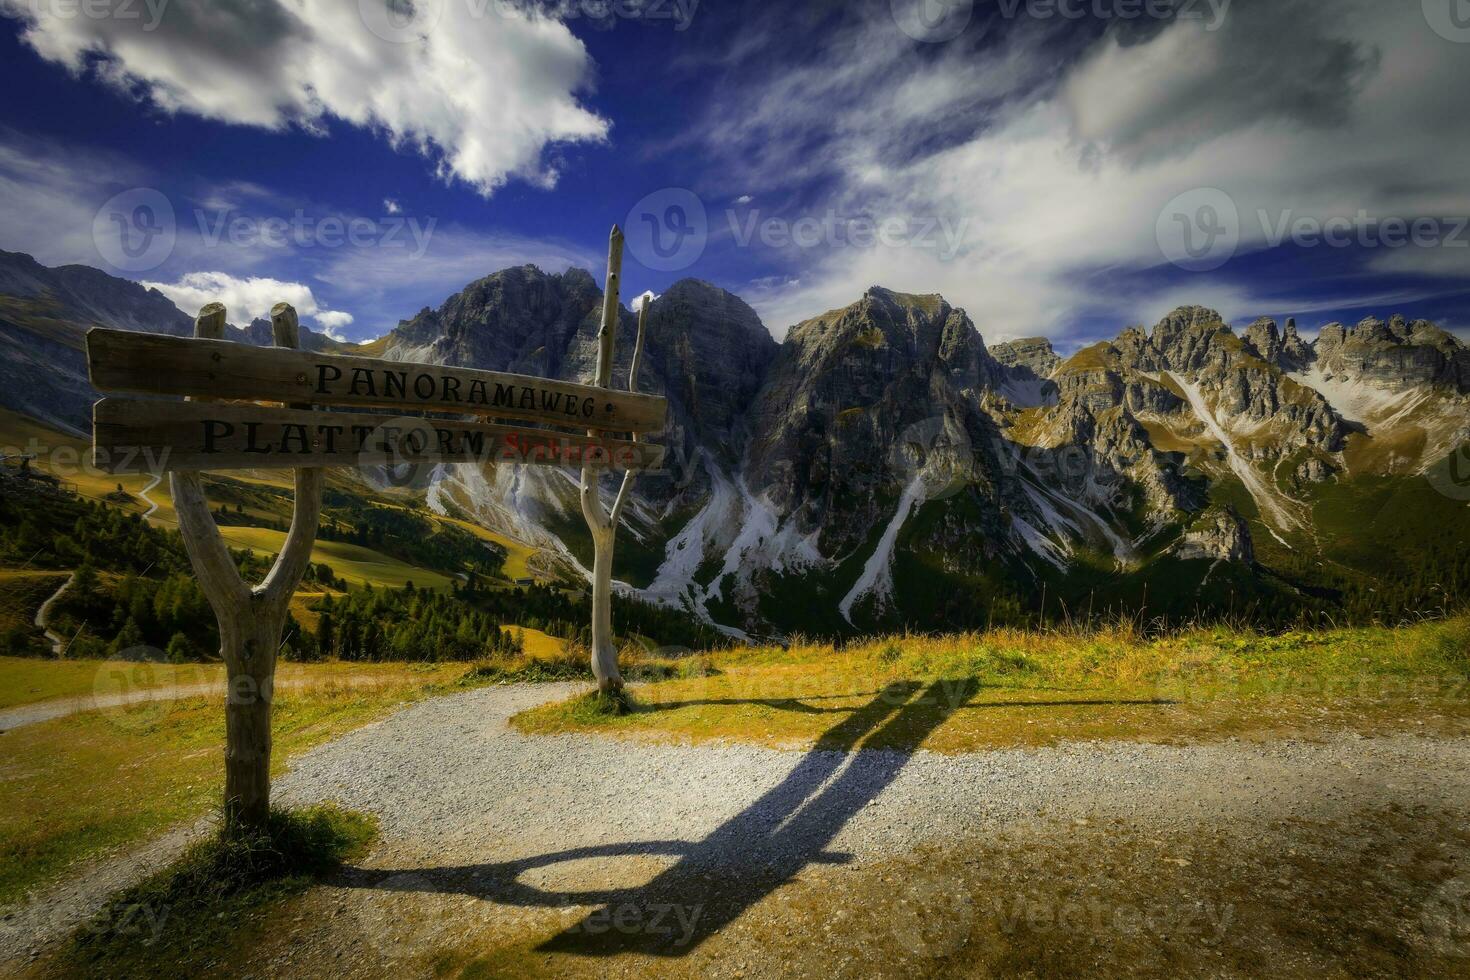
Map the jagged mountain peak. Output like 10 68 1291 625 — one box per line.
990 337 1061 379
862 285 950 313
1149 305 1228 341
1315 312 1469 393
648 278 771 346
785 286 978 366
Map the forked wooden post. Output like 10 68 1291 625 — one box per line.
579 225 648 692
171 302 323 833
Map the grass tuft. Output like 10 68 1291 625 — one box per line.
566 687 639 720
57 804 376 979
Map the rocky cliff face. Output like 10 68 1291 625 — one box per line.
991 336 1061 377
1313 315 1470 394
387 265 604 379
745 288 1000 553
1173 506 1254 564
556 278 778 485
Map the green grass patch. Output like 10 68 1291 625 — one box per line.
53 805 377 980
0 655 228 711
459 642 716 686
513 615 1470 752
0 661 468 905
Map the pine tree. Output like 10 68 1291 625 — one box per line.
316 612 335 659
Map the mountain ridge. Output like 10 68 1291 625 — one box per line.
2 249 1467 636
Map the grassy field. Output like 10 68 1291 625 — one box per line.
514 616 1470 751
0 409 158 515
0 408 544 588
0 656 221 711
0 659 473 904
434 511 539 581
0 655 504 713
214 526 456 591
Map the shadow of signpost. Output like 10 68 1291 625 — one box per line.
349 676 1174 958
348 678 977 957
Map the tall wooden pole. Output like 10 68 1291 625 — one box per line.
170 302 323 833
580 226 649 693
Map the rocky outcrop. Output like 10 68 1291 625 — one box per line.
1314 315 1470 394
745 288 1005 558
1136 307 1345 453
991 337 1060 378
563 279 778 473
1174 507 1254 564
386 265 604 378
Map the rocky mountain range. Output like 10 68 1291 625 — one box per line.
0 249 335 434
3 249 1468 636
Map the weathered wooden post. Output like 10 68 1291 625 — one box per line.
170 302 323 833
579 226 650 692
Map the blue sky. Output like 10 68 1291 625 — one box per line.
0 0 1467 348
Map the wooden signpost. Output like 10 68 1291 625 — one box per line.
91 400 663 473
85 227 665 833
87 328 667 433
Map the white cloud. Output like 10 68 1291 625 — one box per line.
312 309 355 341
629 289 658 313
1 0 609 196
312 223 598 316
0 128 149 267
142 270 344 329
314 309 354 328
733 195 753 205
708 1 1470 341
383 198 402 215
0 125 602 340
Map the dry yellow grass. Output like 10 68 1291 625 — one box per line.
514 617 1470 752
0 659 471 904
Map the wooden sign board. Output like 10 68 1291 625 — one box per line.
87 328 666 434
91 399 664 475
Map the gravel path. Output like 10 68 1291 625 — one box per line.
30 572 73 657
0 683 219 732
7 681 1470 971
275 683 1470 865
